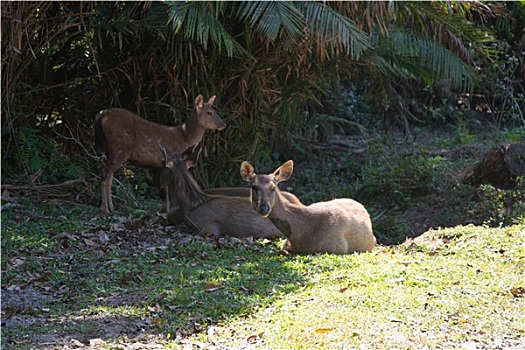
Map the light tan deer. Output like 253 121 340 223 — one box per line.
240 160 376 254
94 95 225 215
160 146 283 239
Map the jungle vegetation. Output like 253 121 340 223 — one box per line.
2 1 524 187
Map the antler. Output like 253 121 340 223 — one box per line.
158 141 168 165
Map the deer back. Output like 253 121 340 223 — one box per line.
204 187 302 205
287 198 375 254
185 196 283 239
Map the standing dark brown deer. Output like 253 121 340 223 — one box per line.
240 160 376 254
94 95 225 215
160 146 283 239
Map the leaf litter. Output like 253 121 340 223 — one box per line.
2 210 270 349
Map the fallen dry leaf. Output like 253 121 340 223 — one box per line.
315 328 334 334
204 283 221 292
246 335 258 343
246 332 264 344
510 286 525 297
188 314 206 321
84 238 96 246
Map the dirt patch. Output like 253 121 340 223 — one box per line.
2 287 52 315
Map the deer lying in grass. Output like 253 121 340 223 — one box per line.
240 160 376 254
160 165 302 225
205 188 301 204
94 95 225 215
168 187 301 225
160 146 283 239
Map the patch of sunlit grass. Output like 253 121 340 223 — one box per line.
186 225 525 349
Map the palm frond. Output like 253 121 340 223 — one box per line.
167 1 246 57
369 28 478 91
393 2 497 62
297 2 370 60
236 1 305 40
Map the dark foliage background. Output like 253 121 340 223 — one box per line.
2 1 524 189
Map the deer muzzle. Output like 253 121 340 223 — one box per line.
257 202 271 217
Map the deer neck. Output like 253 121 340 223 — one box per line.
177 112 205 148
170 167 206 214
267 190 303 238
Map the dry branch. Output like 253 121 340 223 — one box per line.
1 179 94 202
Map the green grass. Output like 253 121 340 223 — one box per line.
188 225 525 349
2 199 524 349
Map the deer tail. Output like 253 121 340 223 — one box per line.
93 110 107 152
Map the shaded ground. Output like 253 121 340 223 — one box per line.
2 209 294 349
2 213 187 348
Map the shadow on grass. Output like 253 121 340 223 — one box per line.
1 208 306 349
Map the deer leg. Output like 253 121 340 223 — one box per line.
99 159 123 215
165 190 170 213
100 171 114 215
100 174 108 215
106 173 115 212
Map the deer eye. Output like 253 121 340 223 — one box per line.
207 111 213 116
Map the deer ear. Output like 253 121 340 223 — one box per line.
182 146 201 168
165 160 174 169
185 157 197 169
274 160 293 183
240 161 255 182
182 146 194 158
207 95 216 106
184 150 200 169
195 95 204 108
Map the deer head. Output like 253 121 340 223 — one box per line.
194 95 226 131
240 160 293 217
160 143 201 170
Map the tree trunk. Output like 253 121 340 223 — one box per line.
464 143 525 187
